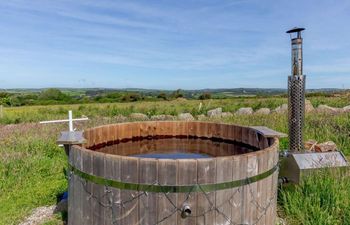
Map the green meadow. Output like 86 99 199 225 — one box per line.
1 96 349 225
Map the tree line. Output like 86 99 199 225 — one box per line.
0 88 213 106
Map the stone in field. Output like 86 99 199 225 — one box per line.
315 105 343 114
197 114 207 120
150 114 175 121
273 104 288 114
343 105 350 112
114 115 127 122
221 112 233 118
305 99 315 113
255 108 271 115
235 107 253 115
178 113 195 121
129 113 149 121
207 107 222 118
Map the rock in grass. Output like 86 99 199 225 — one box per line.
273 104 288 114
197 114 207 120
114 115 127 122
235 107 253 115
150 114 175 121
129 113 149 121
305 99 315 113
178 113 195 121
254 108 271 115
315 105 343 114
207 107 222 118
221 112 233 118
343 105 350 112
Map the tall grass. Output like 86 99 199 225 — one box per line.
1 96 349 125
0 125 67 225
279 170 350 225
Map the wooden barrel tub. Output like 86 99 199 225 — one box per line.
68 121 280 225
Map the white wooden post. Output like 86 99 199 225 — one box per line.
68 110 73 132
40 110 88 152
39 110 88 132
0 105 3 119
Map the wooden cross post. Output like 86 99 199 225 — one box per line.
40 110 88 155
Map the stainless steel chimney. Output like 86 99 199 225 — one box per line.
287 27 305 152
280 28 349 184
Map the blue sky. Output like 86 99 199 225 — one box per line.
0 0 350 89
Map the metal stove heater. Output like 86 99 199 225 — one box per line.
279 27 349 184
287 27 305 152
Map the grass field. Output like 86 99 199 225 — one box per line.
1 95 349 125
1 97 349 225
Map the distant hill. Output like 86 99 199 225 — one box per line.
0 87 344 97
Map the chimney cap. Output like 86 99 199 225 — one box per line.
286 27 305 34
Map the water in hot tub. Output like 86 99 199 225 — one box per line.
95 137 257 159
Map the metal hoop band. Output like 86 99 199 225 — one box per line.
69 163 278 193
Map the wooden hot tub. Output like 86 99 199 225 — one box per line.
67 121 281 225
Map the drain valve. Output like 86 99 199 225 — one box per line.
181 205 191 218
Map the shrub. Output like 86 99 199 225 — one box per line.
198 92 211 100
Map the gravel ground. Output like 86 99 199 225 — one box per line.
19 205 55 225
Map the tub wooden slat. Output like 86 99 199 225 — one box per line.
92 153 105 225
81 149 93 225
177 159 197 225
247 154 259 224
196 158 216 225
96 126 103 146
74 148 83 224
104 154 121 225
215 156 233 224
256 150 267 225
157 159 177 225
242 126 250 144
68 147 76 224
240 155 249 225
265 143 276 225
231 156 242 224
271 143 279 225
120 157 139 225
83 129 91 148
139 158 158 225
106 124 114 143
235 125 242 143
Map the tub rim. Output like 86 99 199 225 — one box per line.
74 121 279 163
